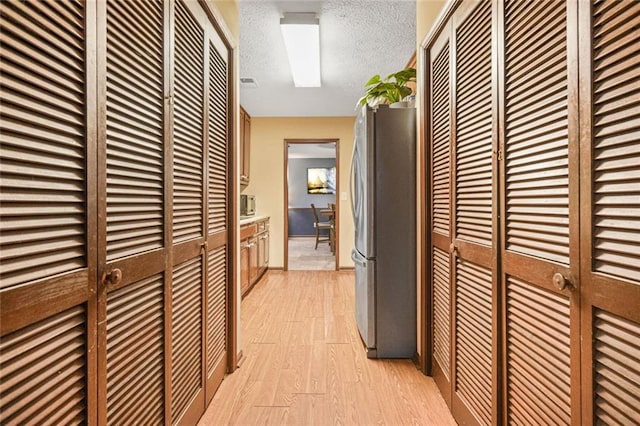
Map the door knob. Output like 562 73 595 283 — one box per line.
552 272 569 291
102 268 123 287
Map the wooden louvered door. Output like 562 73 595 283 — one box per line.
450 1 496 425
96 0 231 424
428 20 453 408
97 0 168 424
579 1 640 423
171 0 231 423
425 0 640 424
204 3 230 406
500 0 581 423
0 1 97 424
170 0 207 423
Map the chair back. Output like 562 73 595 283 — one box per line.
310 203 320 222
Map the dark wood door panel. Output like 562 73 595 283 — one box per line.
173 0 205 245
0 305 88 425
171 256 205 425
579 1 640 423
103 0 165 262
503 0 570 267
450 2 495 424
429 15 453 409
0 271 89 336
207 39 229 238
1 0 234 424
98 1 169 423
105 274 165 424
432 246 451 403
102 248 166 292
592 309 640 423
0 1 96 423
453 0 493 251
423 0 639 424
0 0 88 292
206 245 227 397
502 251 572 295
501 2 579 423
453 258 492 426
431 37 452 243
505 275 572 425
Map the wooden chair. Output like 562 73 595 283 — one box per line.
311 203 332 250
328 203 336 253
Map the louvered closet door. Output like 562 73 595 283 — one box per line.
170 0 232 422
501 0 580 423
429 21 453 407
205 26 230 403
579 1 640 423
450 1 496 425
0 1 97 424
97 0 167 424
171 0 207 424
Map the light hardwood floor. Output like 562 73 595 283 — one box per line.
198 270 455 425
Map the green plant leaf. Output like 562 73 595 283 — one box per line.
364 74 381 87
360 67 416 107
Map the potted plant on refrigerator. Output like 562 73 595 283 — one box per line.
356 66 416 109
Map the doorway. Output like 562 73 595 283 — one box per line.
284 139 339 271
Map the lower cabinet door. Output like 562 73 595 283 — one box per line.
240 240 250 296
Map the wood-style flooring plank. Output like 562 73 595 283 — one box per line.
198 270 455 425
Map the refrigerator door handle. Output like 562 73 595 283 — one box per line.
351 249 366 266
349 140 357 224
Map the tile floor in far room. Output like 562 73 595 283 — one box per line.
288 237 335 270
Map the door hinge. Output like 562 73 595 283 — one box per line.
497 149 503 161
165 93 174 105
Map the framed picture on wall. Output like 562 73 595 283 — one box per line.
307 167 336 194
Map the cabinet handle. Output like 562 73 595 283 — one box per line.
101 268 123 287
552 273 570 291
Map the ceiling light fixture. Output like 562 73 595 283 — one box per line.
280 13 321 87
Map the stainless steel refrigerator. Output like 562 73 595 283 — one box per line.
350 104 416 358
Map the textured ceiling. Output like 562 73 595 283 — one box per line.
239 1 416 117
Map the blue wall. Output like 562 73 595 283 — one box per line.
288 157 335 236
288 158 336 208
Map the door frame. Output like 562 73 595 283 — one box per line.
283 139 339 271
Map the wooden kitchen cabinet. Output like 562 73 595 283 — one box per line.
240 106 251 186
240 217 269 298
257 224 269 276
240 239 250 296
249 235 258 284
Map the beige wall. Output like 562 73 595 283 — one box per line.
417 0 447 47
416 0 447 361
243 117 356 269
211 0 239 43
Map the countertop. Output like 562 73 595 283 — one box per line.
239 215 269 226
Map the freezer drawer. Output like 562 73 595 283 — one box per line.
352 249 376 356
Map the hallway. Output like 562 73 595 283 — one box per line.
199 271 454 425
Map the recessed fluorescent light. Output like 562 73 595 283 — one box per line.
280 13 321 88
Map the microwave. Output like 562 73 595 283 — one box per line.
240 194 255 216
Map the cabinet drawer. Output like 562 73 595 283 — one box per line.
240 223 257 239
